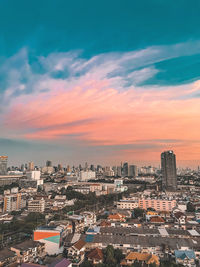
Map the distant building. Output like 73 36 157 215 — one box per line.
79 170 96 181
0 156 8 175
129 165 138 178
42 166 54 174
46 160 52 167
117 166 122 177
123 162 129 176
161 150 177 191
28 161 34 171
26 171 41 180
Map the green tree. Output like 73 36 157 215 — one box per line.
133 208 144 218
80 260 93 267
187 202 195 212
103 245 116 265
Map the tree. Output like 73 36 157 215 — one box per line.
187 202 195 212
114 248 124 264
103 245 116 265
133 208 144 218
80 260 93 267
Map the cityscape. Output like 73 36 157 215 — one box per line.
0 151 200 267
1 0 200 266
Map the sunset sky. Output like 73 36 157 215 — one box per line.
0 0 200 167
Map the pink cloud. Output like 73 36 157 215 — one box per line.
4 75 200 162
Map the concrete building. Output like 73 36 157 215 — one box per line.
138 198 177 212
161 150 177 191
0 156 8 175
79 171 96 181
117 200 139 210
34 225 67 255
3 193 26 213
28 199 45 213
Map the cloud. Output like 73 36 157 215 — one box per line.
1 41 200 162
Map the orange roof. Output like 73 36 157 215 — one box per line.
73 239 86 250
108 213 126 221
125 252 159 265
87 248 104 261
150 216 165 223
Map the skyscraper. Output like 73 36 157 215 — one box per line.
46 160 52 167
161 150 177 191
129 165 138 178
0 156 8 175
123 162 129 177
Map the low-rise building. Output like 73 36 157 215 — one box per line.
0 248 17 266
121 252 159 266
68 239 86 266
117 200 138 210
10 240 45 264
28 199 45 213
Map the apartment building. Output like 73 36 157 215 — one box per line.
138 198 177 212
3 193 26 212
28 199 45 213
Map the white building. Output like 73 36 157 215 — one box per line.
26 171 41 180
28 199 45 213
117 200 139 210
79 171 96 181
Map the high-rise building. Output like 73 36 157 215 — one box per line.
28 161 34 171
3 193 26 212
46 160 52 167
117 166 122 177
123 162 129 177
129 165 138 178
161 150 177 191
0 156 8 175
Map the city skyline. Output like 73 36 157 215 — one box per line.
0 1 200 166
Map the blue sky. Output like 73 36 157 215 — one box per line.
0 0 200 167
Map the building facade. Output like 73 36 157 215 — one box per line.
161 151 177 191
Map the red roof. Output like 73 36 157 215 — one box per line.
150 216 165 223
87 248 104 261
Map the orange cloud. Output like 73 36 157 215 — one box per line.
4 77 200 162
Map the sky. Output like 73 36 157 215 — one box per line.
0 0 200 167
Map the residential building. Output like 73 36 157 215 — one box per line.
174 250 196 267
138 198 177 212
28 199 45 213
87 248 104 265
10 240 45 264
0 248 17 266
3 193 26 212
68 239 86 266
117 200 138 210
121 252 159 266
